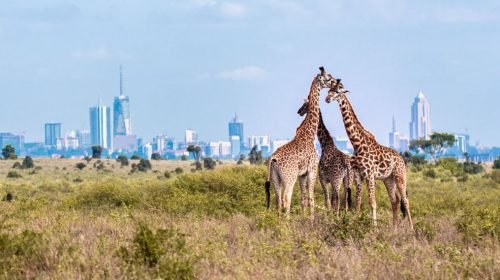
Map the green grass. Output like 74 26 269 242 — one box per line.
0 158 498 279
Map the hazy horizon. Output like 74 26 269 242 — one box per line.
1 1 499 146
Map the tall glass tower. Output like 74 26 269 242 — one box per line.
44 123 61 147
228 113 244 149
90 101 112 150
409 91 431 141
114 66 132 136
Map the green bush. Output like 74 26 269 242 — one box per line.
22 156 34 169
164 171 171 178
463 162 484 174
415 220 436 242
7 171 22 178
437 158 462 176
75 162 86 170
68 181 141 209
321 213 373 244
175 167 184 174
118 223 194 279
203 158 216 170
116 155 129 167
131 155 141 160
0 230 47 277
492 157 500 169
423 168 437 179
456 206 500 243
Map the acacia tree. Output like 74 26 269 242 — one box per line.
91 145 103 159
248 145 263 165
409 132 455 162
186 145 201 163
1 145 16 160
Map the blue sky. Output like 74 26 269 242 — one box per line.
1 0 499 146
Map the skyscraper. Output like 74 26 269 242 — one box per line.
113 66 132 136
388 116 400 151
228 113 244 150
90 101 112 150
409 91 431 141
0 133 24 155
45 123 61 147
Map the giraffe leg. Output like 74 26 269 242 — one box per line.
270 165 282 214
283 177 297 217
306 164 318 217
367 176 377 226
354 170 363 212
298 174 308 213
319 171 330 210
330 177 342 217
395 174 414 230
383 176 399 228
342 170 353 211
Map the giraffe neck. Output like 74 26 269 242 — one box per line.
296 80 321 141
317 110 336 150
337 95 375 152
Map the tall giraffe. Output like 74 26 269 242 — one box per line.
325 81 413 229
297 98 361 216
265 67 338 216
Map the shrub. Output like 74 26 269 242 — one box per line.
7 171 22 178
456 206 500 243
175 167 183 174
12 162 22 169
415 220 436 242
92 145 103 159
131 159 152 173
493 157 500 169
195 161 202 171
116 155 129 167
463 162 484 174
180 155 188 161
69 181 141 209
76 163 86 170
423 168 437 179
437 158 462 176
22 156 34 168
118 223 194 279
0 230 47 277
490 170 500 184
408 155 427 166
203 157 216 170
321 213 373 244
151 153 162 160
131 155 141 160
164 171 171 179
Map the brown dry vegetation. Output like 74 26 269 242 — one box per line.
0 158 498 279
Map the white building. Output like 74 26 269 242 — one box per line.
248 135 270 150
409 91 431 141
219 141 231 157
454 134 470 154
142 143 153 160
185 129 198 145
388 116 401 151
230 136 240 157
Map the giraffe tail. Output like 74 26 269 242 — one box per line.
400 191 408 218
265 181 271 209
347 187 352 209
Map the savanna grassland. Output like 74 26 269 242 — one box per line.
0 158 498 279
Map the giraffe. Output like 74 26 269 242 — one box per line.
265 67 338 216
297 97 361 216
325 81 414 230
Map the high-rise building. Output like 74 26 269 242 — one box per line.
228 113 244 149
76 130 91 148
185 129 198 145
113 66 132 136
142 143 153 160
409 91 431 141
45 123 61 147
248 135 270 150
388 116 400 151
90 102 112 150
454 133 470 154
0 133 25 155
230 135 241 157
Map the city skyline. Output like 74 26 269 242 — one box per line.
1 1 499 146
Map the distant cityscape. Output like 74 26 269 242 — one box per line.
1 68 499 162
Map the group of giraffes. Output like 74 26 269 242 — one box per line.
264 67 413 230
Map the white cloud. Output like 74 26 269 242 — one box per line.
217 65 267 80
72 47 110 60
220 2 247 18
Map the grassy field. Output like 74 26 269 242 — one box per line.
0 158 498 279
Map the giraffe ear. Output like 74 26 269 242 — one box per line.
303 98 308 103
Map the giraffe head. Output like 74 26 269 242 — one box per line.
297 99 309 116
316 66 338 89
325 79 349 103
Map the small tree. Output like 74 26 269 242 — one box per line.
493 157 500 169
131 154 141 160
186 145 201 163
151 152 162 160
91 145 103 159
180 155 188 161
175 167 183 174
248 145 263 165
2 145 17 160
21 156 34 169
409 132 455 162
